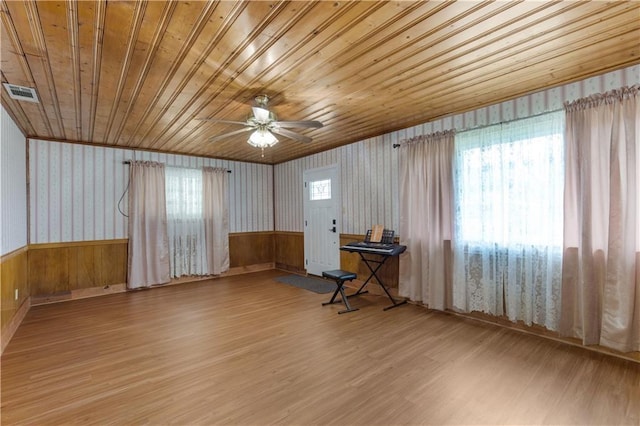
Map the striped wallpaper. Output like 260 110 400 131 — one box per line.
0 105 28 255
29 141 274 243
274 64 640 235
15 64 640 244
274 135 399 235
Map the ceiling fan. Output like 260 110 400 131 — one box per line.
199 95 323 151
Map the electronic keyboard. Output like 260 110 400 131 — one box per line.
340 241 406 256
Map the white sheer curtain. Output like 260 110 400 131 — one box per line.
165 166 208 277
203 167 230 275
561 86 639 352
452 111 565 330
398 131 455 310
127 161 170 289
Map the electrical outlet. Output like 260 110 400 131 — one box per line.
14 289 19 300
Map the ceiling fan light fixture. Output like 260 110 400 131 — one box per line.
248 129 278 148
251 106 272 123
201 93 322 150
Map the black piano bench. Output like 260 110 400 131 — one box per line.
322 269 358 314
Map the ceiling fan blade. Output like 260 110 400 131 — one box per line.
252 107 270 123
199 118 248 126
271 127 313 144
273 120 323 129
208 127 253 143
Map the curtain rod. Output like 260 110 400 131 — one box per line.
392 108 563 148
122 160 231 173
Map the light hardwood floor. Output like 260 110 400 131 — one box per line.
1 270 639 425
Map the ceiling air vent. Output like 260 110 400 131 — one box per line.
3 83 39 103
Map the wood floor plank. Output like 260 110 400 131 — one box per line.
1 270 639 425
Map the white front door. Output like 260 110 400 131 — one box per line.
303 165 340 276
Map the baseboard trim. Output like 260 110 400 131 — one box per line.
1 297 31 354
31 284 128 306
30 263 277 306
409 302 640 364
224 262 275 276
274 263 305 274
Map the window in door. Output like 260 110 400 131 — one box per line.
310 179 331 201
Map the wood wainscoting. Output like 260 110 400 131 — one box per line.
274 231 305 273
228 232 275 274
29 240 128 303
28 233 278 302
25 233 400 302
1 246 30 353
22 233 401 303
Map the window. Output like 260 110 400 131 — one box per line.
310 179 331 200
165 167 207 277
454 113 564 248
165 167 203 219
452 111 565 330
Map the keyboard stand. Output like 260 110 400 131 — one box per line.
352 252 407 311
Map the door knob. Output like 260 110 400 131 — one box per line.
329 226 336 233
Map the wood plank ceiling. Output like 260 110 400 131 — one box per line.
1 1 639 165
